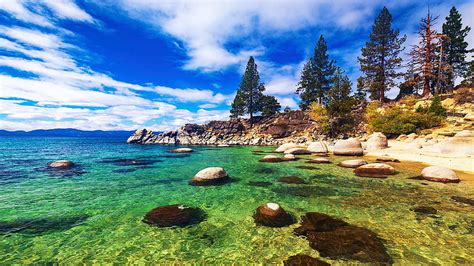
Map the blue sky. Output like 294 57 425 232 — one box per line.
0 0 472 131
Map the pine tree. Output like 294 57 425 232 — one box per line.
358 7 406 103
297 35 335 109
442 6 471 87
410 10 440 97
327 67 355 117
229 56 265 125
260 95 281 116
462 59 474 86
354 77 367 102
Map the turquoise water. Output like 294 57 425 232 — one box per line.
0 136 473 264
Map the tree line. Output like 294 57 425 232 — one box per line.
230 6 472 123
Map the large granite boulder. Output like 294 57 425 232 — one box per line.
354 163 396 178
48 160 74 168
421 166 460 183
283 154 296 161
275 143 302 153
338 159 367 168
333 138 364 156
190 167 230 185
253 203 295 227
142 204 204 227
307 141 328 154
294 212 392 264
259 155 283 163
365 132 388 151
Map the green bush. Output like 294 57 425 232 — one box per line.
367 104 444 136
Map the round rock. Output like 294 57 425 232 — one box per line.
421 166 460 183
366 132 388 151
333 138 364 156
259 155 283 162
338 159 367 168
307 158 331 164
307 141 328 154
283 154 296 161
190 167 230 185
142 204 204 227
169 148 193 153
48 160 74 168
354 163 395 178
253 203 295 227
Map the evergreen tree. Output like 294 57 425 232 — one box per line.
358 7 406 103
462 59 474 86
297 35 335 109
354 77 367 102
229 56 265 124
260 95 281 116
442 6 471 87
327 67 355 117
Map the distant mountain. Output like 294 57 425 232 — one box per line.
0 128 136 137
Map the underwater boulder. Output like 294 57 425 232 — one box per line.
283 254 330 266
338 159 367 168
48 160 74 168
253 203 295 227
421 166 460 183
283 154 297 161
278 176 307 184
307 158 331 164
412 206 437 214
354 163 395 178
294 212 392 264
143 204 204 228
259 155 283 162
190 167 230 186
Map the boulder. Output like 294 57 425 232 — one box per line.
259 155 283 163
432 131 474 155
275 143 302 153
294 212 392 264
169 148 193 153
421 166 460 183
253 203 295 227
284 148 312 155
283 154 296 161
396 134 408 141
333 138 364 156
142 204 204 227
375 155 400 163
451 196 474 206
365 132 388 151
354 163 396 178
48 160 74 168
283 254 330 266
278 176 306 184
412 206 437 214
307 141 328 154
190 167 230 185
127 128 156 144
338 159 367 168
307 158 331 164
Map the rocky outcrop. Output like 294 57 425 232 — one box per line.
128 111 317 145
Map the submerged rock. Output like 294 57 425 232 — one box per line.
421 166 460 183
307 141 328 154
0 215 89 235
169 148 193 153
284 148 312 155
278 175 307 184
283 254 330 266
48 160 74 168
294 212 392 264
333 138 364 156
248 181 273 187
259 155 283 163
283 154 297 161
307 158 331 164
253 203 295 227
451 196 474 206
365 132 388 151
142 204 204 227
412 206 438 214
338 159 367 168
190 167 230 186
354 163 395 178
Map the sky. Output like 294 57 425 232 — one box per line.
0 0 472 132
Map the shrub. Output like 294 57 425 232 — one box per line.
308 102 330 134
428 94 447 117
366 104 444 136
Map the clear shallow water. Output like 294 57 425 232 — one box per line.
0 136 473 264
